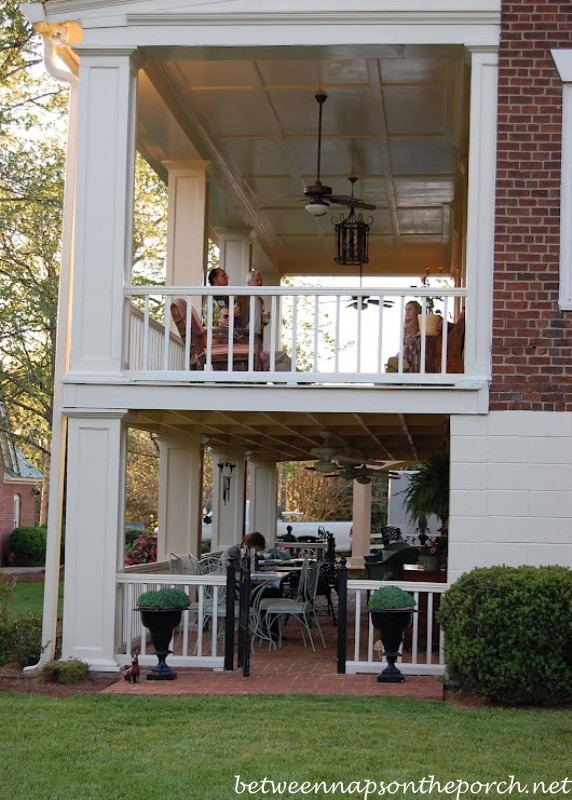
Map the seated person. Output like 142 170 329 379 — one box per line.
280 524 299 556
221 531 266 570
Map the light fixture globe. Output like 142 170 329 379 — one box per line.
305 199 329 217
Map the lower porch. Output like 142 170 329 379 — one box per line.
112 565 447 697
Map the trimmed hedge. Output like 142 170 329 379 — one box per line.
438 565 572 706
8 526 47 567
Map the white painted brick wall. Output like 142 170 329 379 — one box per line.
448 411 572 582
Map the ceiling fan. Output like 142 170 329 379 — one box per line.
346 262 395 310
308 444 341 473
308 453 404 481
323 464 402 485
303 93 377 217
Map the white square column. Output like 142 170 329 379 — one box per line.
351 481 372 561
164 160 209 287
216 229 252 284
68 48 140 379
210 447 247 551
248 460 278 544
157 434 203 559
61 410 127 671
464 46 498 378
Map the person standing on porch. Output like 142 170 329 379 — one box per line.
236 270 270 351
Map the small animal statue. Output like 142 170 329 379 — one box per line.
123 650 140 683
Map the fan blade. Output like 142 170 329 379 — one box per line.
353 200 377 211
327 194 377 211
337 457 404 469
347 296 369 310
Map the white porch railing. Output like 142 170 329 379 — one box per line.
128 305 185 371
116 572 228 670
116 571 448 676
124 285 469 386
346 579 447 676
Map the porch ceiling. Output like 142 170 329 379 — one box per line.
139 43 469 280
126 408 448 466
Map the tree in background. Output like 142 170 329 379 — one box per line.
0 4 173 521
0 3 68 517
277 461 389 528
125 429 160 530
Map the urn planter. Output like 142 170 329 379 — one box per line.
370 609 414 683
135 588 191 681
367 585 417 684
138 608 182 680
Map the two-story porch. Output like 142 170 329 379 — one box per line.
24 0 501 671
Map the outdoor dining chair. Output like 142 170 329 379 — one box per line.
259 559 326 651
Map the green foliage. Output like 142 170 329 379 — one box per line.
439 565 572 706
368 585 416 611
1 694 570 799
8 526 47 566
39 658 89 684
401 452 450 525
0 570 15 618
7 580 64 620
0 610 42 667
125 428 159 530
136 588 191 609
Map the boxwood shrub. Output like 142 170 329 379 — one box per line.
438 565 572 706
0 612 42 668
8 526 47 567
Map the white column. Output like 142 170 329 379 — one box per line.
248 460 278 544
464 46 498 378
217 229 252 284
210 447 247 551
164 160 209 287
157 434 203 559
61 410 127 671
351 481 372 562
68 48 140 379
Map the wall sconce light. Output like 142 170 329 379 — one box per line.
218 460 236 504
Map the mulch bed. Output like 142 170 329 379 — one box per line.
0 667 120 698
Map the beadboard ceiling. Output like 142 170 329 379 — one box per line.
139 43 469 281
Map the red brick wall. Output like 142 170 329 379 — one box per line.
491 1 572 411
0 480 38 565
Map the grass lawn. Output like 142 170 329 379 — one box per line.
7 581 64 620
0 694 569 799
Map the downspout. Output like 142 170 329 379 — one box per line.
24 22 78 671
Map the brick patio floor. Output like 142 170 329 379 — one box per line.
103 598 444 700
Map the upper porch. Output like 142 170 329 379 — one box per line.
123 283 475 388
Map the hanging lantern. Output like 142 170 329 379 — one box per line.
333 206 372 266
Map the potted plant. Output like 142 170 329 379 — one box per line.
401 451 450 568
368 585 417 683
136 588 190 680
418 535 448 571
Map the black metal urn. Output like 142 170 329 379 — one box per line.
138 608 182 680
370 609 414 683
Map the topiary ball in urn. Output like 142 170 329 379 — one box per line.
368 586 417 683
136 588 191 680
